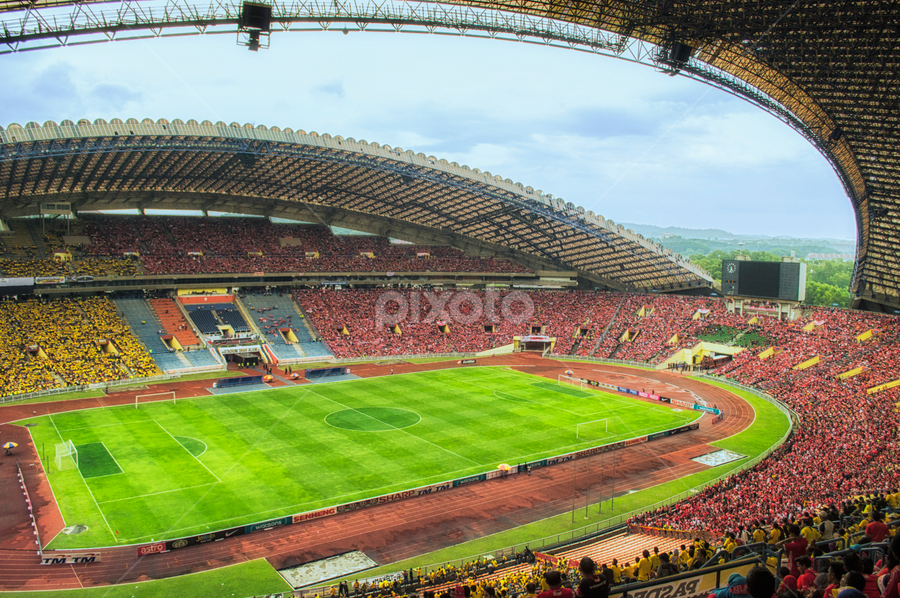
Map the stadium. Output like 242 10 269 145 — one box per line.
0 2 899 598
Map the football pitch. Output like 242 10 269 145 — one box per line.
22 367 701 550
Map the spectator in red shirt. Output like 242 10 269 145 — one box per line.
880 536 900 598
797 557 817 594
780 526 809 577
864 512 890 544
538 571 573 598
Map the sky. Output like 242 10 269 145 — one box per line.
0 28 858 241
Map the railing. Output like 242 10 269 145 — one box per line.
691 373 802 425
553 354 653 369
16 461 42 554
330 352 473 363
163 364 224 374
0 373 179 405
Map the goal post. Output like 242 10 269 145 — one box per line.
558 374 587 390
135 391 177 408
55 440 78 471
576 418 611 442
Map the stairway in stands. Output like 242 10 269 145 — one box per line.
148 298 200 348
114 298 191 371
115 298 221 372
553 529 686 568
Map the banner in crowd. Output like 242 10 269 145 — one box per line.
867 378 900 395
608 561 758 598
34 276 64 285
534 552 579 568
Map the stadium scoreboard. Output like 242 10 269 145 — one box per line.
721 260 806 301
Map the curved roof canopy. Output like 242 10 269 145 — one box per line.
0 0 897 307
0 119 712 291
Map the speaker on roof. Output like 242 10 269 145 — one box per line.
670 42 693 64
241 2 272 32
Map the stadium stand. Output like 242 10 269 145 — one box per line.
182 349 221 368
240 289 332 361
114 298 194 372
0 225 38 257
0 296 161 397
72 215 530 275
187 308 221 335
328 488 898 598
217 308 251 333
292 288 617 358
0 257 68 277
148 297 201 347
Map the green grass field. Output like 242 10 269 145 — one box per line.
20 367 700 550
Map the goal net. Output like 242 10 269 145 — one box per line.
576 418 612 442
135 391 176 408
55 440 78 471
558 374 587 390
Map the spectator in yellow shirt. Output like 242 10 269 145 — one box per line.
637 550 653 582
752 525 767 545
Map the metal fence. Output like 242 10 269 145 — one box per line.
331 352 473 363
0 373 180 405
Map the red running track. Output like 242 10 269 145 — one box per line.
0 354 758 592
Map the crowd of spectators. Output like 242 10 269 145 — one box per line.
3 215 530 277
291 287 900 546
343 492 897 598
71 215 531 275
0 218 141 277
589 295 754 362
620 305 900 537
293 288 625 358
0 296 161 397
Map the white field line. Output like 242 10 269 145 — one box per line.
152 419 222 483
305 387 481 467
98 482 220 505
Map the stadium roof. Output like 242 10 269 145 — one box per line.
0 1 898 308
0 119 712 291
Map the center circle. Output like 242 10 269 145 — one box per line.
325 407 421 431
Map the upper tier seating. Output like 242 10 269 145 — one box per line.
72 214 530 275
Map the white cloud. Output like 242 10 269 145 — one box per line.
0 31 856 240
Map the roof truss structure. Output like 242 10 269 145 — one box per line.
1 0 898 307
0 120 712 291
